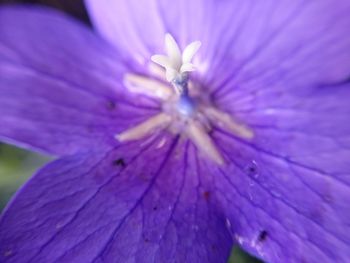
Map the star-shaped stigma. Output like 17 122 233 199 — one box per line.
116 34 254 165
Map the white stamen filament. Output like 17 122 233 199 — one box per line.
124 74 173 100
148 63 166 79
116 113 172 142
204 107 254 139
186 121 225 165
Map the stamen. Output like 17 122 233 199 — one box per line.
148 62 168 80
204 107 254 139
116 113 172 142
117 33 253 166
124 74 173 100
186 120 225 165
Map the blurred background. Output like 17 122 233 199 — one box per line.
0 0 90 21
0 1 262 262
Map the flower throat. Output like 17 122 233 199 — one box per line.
116 34 254 165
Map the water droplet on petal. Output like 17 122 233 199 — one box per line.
225 218 231 229
225 218 235 238
156 137 167 149
248 191 254 201
234 234 244 245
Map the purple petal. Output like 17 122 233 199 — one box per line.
201 3 350 261
208 80 350 262
210 0 350 100
0 136 232 263
85 0 350 91
0 6 157 155
2 2 350 263
84 0 232 65
85 0 166 65
91 2 350 261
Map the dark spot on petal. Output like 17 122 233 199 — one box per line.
258 230 268 242
113 158 126 168
153 206 158 211
247 164 257 174
144 238 149 243
106 100 116 110
244 161 258 178
211 244 217 251
203 191 211 201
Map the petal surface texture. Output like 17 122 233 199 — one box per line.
0 137 232 263
85 0 350 88
85 0 350 262
0 1 350 263
0 6 156 155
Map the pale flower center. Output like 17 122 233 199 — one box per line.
116 34 253 165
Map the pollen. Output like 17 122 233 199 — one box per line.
116 34 253 165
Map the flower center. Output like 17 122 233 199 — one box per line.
176 95 196 117
116 34 254 165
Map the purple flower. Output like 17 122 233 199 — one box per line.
1 0 350 262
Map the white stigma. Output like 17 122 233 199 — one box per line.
117 34 253 165
151 34 201 83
